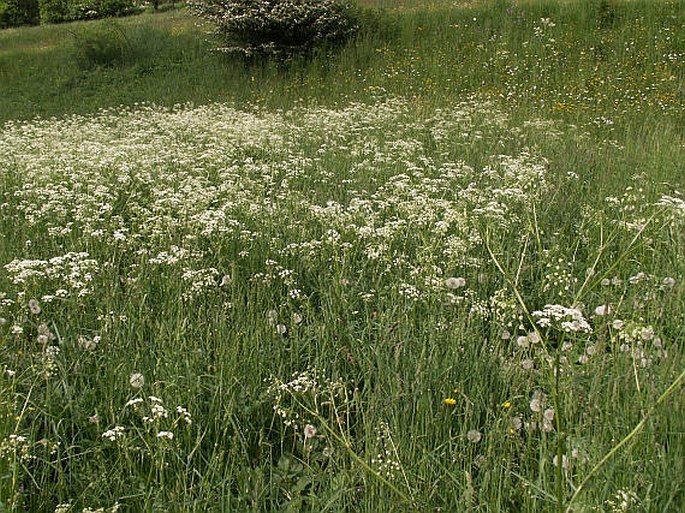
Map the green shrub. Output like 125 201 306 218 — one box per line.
69 0 141 21
187 0 359 61
70 20 133 68
38 0 68 23
0 0 39 27
38 0 140 24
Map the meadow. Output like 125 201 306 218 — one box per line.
0 1 684 511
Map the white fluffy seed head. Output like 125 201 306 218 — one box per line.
129 373 145 388
445 277 466 289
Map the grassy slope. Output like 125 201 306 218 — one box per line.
1 1 683 127
0 2 684 512
1 1 682 201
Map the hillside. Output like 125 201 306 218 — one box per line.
1 2 684 511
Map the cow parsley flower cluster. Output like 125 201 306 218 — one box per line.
266 369 350 440
532 304 592 334
371 421 402 479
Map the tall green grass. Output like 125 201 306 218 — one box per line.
0 1 683 512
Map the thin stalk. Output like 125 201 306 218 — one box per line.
574 211 661 304
565 368 685 512
290 394 417 509
485 231 568 510
554 348 564 513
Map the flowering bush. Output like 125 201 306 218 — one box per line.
188 0 358 60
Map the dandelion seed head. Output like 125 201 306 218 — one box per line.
516 335 529 348
530 390 545 412
304 424 317 439
628 272 646 285
662 277 675 288
594 304 611 316
129 373 145 388
28 299 41 315
78 335 98 350
445 277 466 289
467 429 482 443
640 327 655 341
530 398 542 412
